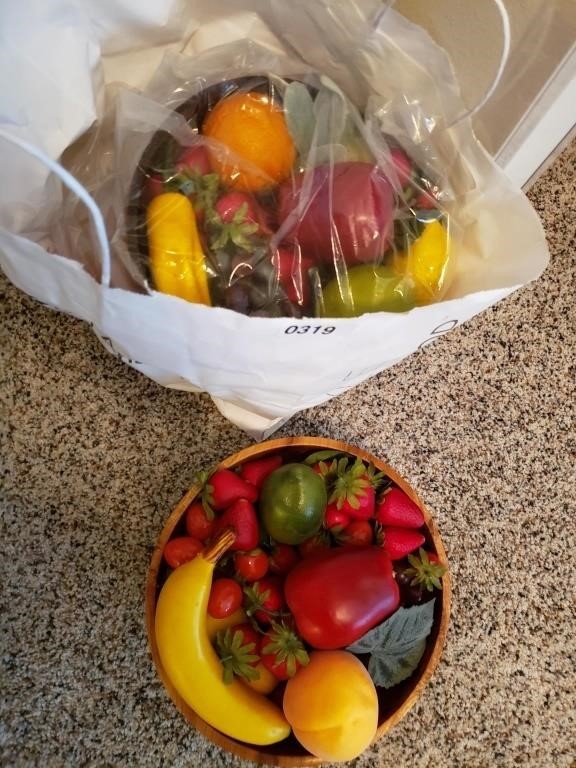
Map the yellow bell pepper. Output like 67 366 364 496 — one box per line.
146 192 211 305
155 530 290 746
394 218 450 304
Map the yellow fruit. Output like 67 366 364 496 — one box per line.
243 662 279 695
202 92 296 192
155 531 290 746
205 608 246 640
283 650 378 762
394 219 450 304
146 192 211 305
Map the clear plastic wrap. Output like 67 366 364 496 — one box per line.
59 29 455 319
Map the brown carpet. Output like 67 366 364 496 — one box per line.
1 140 575 767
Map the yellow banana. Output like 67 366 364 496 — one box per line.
155 530 290 746
147 192 211 305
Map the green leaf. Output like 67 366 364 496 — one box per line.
367 638 428 689
304 450 346 465
346 600 436 689
284 81 316 158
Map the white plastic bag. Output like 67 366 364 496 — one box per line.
0 0 549 438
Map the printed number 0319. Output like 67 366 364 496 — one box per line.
284 325 336 335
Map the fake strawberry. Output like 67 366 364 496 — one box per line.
209 191 270 251
376 487 425 528
214 624 261 684
239 454 283 490
298 530 331 559
339 519 373 546
324 504 350 532
243 576 284 625
271 245 313 306
327 457 377 520
388 147 413 188
269 543 300 575
213 499 259 552
404 548 445 589
197 469 258 514
260 622 310 680
176 145 212 176
377 525 425 560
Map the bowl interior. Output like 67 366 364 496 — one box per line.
146 437 451 766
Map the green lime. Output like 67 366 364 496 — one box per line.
260 463 327 545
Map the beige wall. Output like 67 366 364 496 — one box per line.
395 0 576 155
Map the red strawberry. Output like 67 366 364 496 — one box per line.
243 576 284 625
239 454 283 490
378 526 425 560
200 469 258 512
324 504 351 532
388 147 413 187
271 245 313 306
175 145 212 176
376 487 424 528
214 623 261 684
328 458 376 520
213 499 259 552
298 531 331 559
259 623 309 680
144 173 164 202
269 543 300 575
340 519 373 547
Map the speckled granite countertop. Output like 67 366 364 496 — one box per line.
2 140 575 768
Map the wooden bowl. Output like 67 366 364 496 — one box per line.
146 437 451 766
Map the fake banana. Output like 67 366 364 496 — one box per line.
155 529 290 745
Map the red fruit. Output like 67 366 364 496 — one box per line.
278 162 395 265
259 624 309 680
376 487 425 529
208 578 243 618
214 190 270 234
298 531 331 559
388 147 413 188
341 519 373 546
239 454 283 490
213 499 259 552
244 576 284 625
163 536 203 569
175 145 212 176
185 501 216 541
206 469 258 511
234 549 270 582
379 527 425 560
414 190 438 210
324 504 351 532
328 459 376 520
271 245 313 306
214 623 261 684
269 544 300 575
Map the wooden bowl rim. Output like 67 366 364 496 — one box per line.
145 437 451 766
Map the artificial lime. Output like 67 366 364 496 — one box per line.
260 464 327 545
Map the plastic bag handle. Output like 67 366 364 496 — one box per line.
445 0 511 126
0 129 112 288
374 0 511 126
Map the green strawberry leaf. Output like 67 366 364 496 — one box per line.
346 600 436 689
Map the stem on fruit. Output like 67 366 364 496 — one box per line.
203 528 236 564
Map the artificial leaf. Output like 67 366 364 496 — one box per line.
312 143 348 166
367 638 427 689
313 87 347 147
346 597 435 685
347 599 435 654
284 81 316 158
304 449 345 465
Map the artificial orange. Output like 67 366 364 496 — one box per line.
202 91 296 192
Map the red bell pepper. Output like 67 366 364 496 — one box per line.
284 546 400 649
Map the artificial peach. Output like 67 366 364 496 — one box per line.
283 650 378 761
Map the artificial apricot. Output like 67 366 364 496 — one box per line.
202 92 296 192
283 650 378 761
